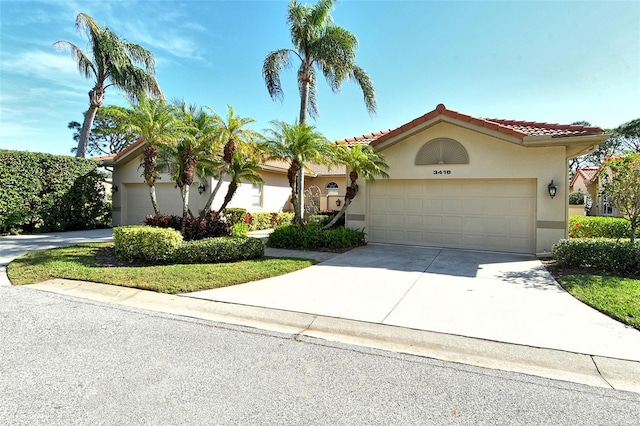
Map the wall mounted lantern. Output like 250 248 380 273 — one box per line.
111 185 118 193
548 180 558 199
198 183 206 195
336 199 341 207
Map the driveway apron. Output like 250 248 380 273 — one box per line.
187 243 640 361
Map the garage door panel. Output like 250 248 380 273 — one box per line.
369 179 535 254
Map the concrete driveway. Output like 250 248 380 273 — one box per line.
188 243 640 361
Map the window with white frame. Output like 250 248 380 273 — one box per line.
326 182 339 195
252 183 262 207
602 195 614 216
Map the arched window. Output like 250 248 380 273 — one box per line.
415 138 469 165
325 182 339 195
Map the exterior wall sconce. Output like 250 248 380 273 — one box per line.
198 183 206 195
548 180 557 199
336 199 341 207
112 185 118 193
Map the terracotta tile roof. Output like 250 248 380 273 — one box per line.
577 167 600 183
336 130 394 146
337 104 606 148
484 119 605 138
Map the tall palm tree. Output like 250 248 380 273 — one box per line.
200 106 262 219
217 153 264 212
118 97 181 216
262 0 376 124
263 120 333 225
54 12 163 157
323 143 389 229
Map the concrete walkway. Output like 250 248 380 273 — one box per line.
3 229 640 392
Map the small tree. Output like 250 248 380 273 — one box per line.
68 105 137 157
323 143 389 229
601 153 640 243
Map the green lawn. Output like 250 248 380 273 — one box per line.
7 243 314 294
555 274 640 330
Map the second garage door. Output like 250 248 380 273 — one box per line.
368 179 536 253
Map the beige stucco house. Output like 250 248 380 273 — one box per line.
341 104 608 256
103 103 609 256
101 140 347 226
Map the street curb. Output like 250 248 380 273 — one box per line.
24 279 640 394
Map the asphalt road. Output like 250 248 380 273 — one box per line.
2 285 639 425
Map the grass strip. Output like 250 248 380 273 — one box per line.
8 243 314 294
558 274 640 330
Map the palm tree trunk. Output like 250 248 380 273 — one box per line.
149 184 160 216
200 169 227 219
218 181 238 212
323 181 359 230
77 86 105 158
78 104 98 158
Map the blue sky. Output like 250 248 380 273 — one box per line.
0 0 638 156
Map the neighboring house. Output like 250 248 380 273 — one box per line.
341 104 608 256
569 165 621 217
101 140 345 226
569 167 599 216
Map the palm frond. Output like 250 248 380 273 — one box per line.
262 49 293 101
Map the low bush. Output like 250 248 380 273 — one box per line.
222 208 247 227
115 225 264 265
568 215 633 239
267 224 366 251
231 222 249 237
143 212 231 241
274 212 294 226
173 237 264 264
552 238 640 276
308 215 331 227
249 212 273 231
569 191 586 205
114 226 183 264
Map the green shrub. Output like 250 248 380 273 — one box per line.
173 237 264 264
274 212 294 226
143 212 231 241
552 238 640 276
569 215 634 239
222 208 247 227
249 212 273 231
114 226 183 263
231 222 249 237
0 149 111 233
267 224 366 251
569 191 586 205
308 215 330 226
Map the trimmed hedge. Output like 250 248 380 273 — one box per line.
267 224 366 251
247 211 294 231
114 225 264 264
552 238 640 276
114 226 183 263
222 208 248 227
569 215 634 239
143 212 231 241
0 149 111 233
173 237 264 264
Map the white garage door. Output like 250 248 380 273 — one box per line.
369 179 536 253
124 183 185 225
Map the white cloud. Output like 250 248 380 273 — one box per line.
2 49 89 88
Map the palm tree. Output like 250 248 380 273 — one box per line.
118 97 181 216
200 106 262 219
263 0 376 124
166 102 222 221
217 153 264 212
263 120 333 225
323 143 389 229
54 13 163 157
